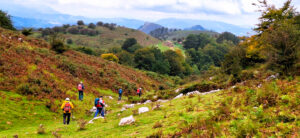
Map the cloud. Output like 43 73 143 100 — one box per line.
2 0 300 27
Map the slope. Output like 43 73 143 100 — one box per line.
138 22 164 34
36 25 161 50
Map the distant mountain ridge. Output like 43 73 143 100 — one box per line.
11 13 251 36
185 25 206 31
138 22 164 34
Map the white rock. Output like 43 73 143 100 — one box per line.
174 93 183 99
186 91 200 96
119 115 135 126
18 38 23 42
90 106 97 113
209 77 214 80
266 74 279 81
143 100 152 104
138 107 149 114
175 88 182 93
152 104 163 110
257 84 262 88
201 89 221 95
137 103 141 105
120 107 126 112
123 104 135 109
88 116 103 124
157 99 168 103
108 96 113 100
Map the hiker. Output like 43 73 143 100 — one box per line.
137 88 141 97
94 96 105 118
78 81 85 101
118 88 123 101
61 98 74 125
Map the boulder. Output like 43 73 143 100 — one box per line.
157 99 168 103
186 91 200 96
90 106 97 113
174 93 183 99
266 74 279 81
123 104 135 109
201 89 221 95
175 88 182 93
108 96 113 100
138 107 149 114
88 116 102 124
143 100 152 104
119 115 135 126
120 107 126 112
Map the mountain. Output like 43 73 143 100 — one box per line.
156 18 252 36
138 22 164 34
185 25 206 31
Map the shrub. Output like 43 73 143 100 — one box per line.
153 121 163 128
180 81 218 94
127 96 141 103
22 28 33 36
77 119 88 130
67 27 79 34
66 38 73 44
37 124 46 134
101 53 119 63
132 109 138 116
147 130 163 138
50 34 68 53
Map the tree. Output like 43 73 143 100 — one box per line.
134 48 155 70
0 10 15 30
216 32 240 45
254 0 300 75
117 51 135 66
122 38 137 52
77 20 85 26
127 44 142 53
88 23 96 29
101 53 119 63
66 38 73 44
97 21 103 26
164 50 185 76
183 34 211 50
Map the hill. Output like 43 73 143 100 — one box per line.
36 24 161 50
138 22 164 34
185 25 206 31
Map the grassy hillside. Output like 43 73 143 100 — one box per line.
0 27 177 130
165 30 218 41
1 76 298 137
36 25 161 50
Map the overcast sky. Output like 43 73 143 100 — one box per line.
1 0 300 27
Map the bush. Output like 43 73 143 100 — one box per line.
153 121 163 128
180 81 218 94
127 96 141 103
37 124 46 134
66 38 73 44
50 34 68 53
101 53 119 63
0 10 15 30
77 119 88 130
22 28 33 36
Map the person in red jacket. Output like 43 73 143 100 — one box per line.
94 96 105 118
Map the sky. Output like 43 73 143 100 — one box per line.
1 0 300 27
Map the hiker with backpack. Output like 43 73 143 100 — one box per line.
94 96 105 118
61 98 74 125
118 88 123 101
137 88 142 97
78 81 85 101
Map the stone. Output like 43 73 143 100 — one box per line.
143 100 152 104
120 107 126 112
138 107 149 114
157 99 168 103
123 104 135 109
108 96 113 100
175 88 182 93
186 91 200 96
90 106 97 113
119 115 135 126
174 93 183 99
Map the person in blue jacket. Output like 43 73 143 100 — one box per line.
118 88 123 101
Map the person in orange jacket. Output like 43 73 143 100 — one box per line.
60 98 74 125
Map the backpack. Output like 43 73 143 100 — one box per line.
96 99 105 108
94 98 99 106
64 102 71 113
119 89 122 94
78 84 83 91
137 89 140 94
